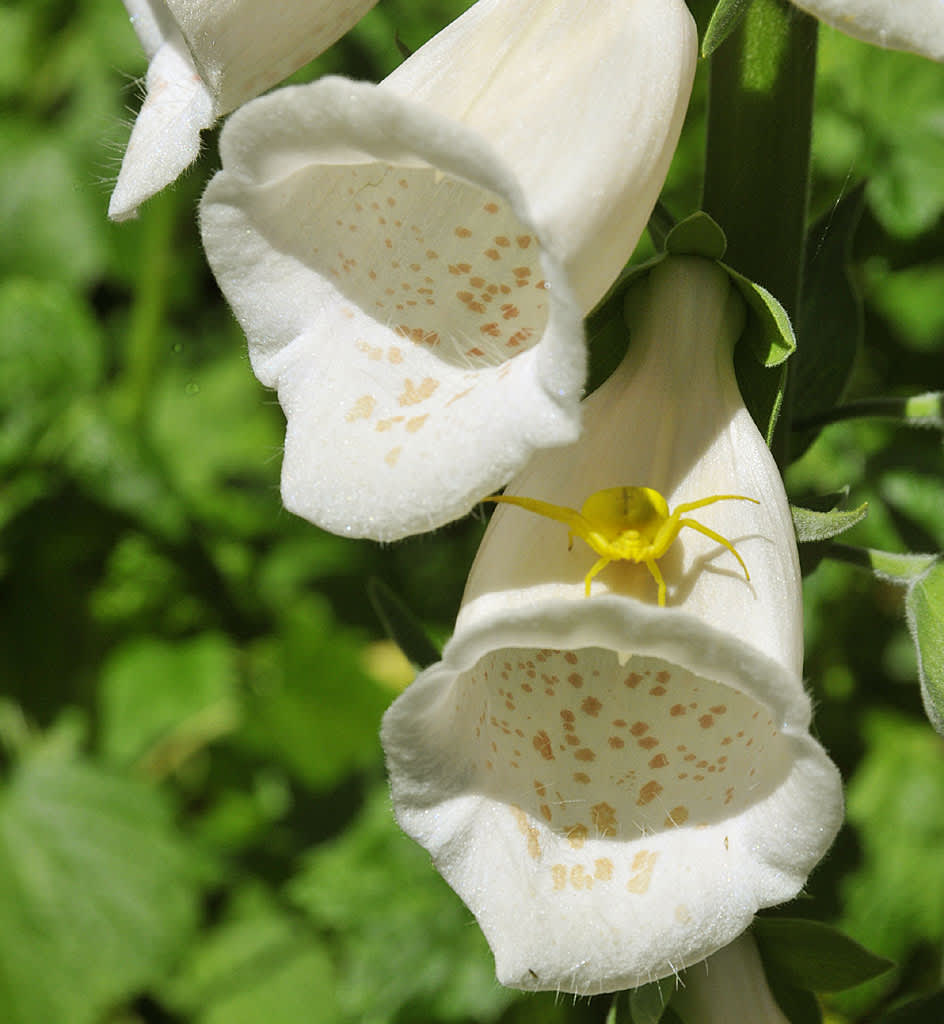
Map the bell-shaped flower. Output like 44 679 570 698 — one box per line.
381 256 843 995
791 0 944 61
672 932 790 1024
199 0 697 541
109 0 379 220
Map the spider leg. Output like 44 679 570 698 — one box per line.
583 556 612 597
672 494 758 516
678 519 751 581
484 495 592 540
644 557 667 607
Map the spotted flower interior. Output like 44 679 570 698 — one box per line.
253 161 549 370
455 646 788 887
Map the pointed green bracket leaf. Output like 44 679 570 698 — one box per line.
665 212 727 261
753 918 894 993
725 267 796 369
906 561 944 736
826 545 938 584
702 0 755 57
791 502 868 544
367 577 440 669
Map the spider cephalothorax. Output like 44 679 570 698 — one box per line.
484 485 758 605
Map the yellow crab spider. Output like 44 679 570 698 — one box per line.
483 486 760 606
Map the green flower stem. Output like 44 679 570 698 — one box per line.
702 0 818 467
794 393 944 431
117 189 177 429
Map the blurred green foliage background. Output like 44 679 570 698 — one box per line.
0 1 942 1021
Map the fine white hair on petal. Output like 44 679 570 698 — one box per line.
791 0 944 60
199 0 697 540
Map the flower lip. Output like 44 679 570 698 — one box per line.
383 593 842 995
201 77 586 541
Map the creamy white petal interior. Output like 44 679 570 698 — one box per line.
199 0 696 540
791 0 944 60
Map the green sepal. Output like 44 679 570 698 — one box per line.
726 265 796 444
702 0 755 58
367 577 440 669
905 561 944 736
791 501 869 544
752 917 894 993
724 265 796 369
665 211 727 261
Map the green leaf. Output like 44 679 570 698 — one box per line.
0 748 200 1024
288 785 513 1024
367 577 441 668
702 0 754 57
99 633 240 770
240 597 388 790
791 501 868 543
827 545 938 584
869 264 944 353
875 990 944 1023
665 212 727 261
752 918 893 993
842 713 944 965
0 278 103 468
165 891 341 1024
816 33 944 237
0 122 107 287
906 562 944 735
792 186 864 435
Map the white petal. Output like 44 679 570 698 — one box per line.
199 0 696 539
110 0 379 219
164 0 380 114
792 0 944 60
201 79 584 540
383 0 697 311
382 257 843 994
109 36 215 222
675 933 791 1024
462 257 804 676
382 599 842 994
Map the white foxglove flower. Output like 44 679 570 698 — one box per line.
791 0 944 60
381 257 843 995
109 0 379 220
199 0 697 541
673 932 790 1024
